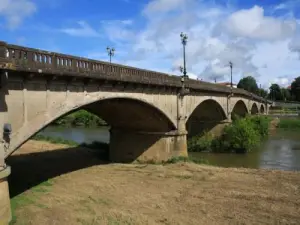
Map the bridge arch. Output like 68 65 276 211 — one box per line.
6 96 177 160
231 100 249 119
186 99 227 137
250 103 259 115
260 104 265 114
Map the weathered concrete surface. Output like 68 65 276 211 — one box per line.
0 73 270 162
109 129 187 163
0 166 11 225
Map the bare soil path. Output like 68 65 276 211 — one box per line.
7 140 300 225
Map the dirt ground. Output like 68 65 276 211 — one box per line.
6 140 300 225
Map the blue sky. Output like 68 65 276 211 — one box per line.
1 0 300 89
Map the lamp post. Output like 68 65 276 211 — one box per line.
180 32 188 79
106 47 115 63
229 61 233 88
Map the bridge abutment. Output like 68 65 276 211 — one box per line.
0 166 11 225
109 129 188 163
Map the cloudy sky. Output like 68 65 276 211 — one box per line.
1 0 300 89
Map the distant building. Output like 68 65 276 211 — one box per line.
216 82 237 88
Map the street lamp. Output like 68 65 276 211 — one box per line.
180 32 188 78
106 47 115 63
229 61 233 88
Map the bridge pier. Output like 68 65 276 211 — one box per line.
109 129 188 163
0 166 11 225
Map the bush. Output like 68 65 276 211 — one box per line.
218 117 260 153
188 131 214 152
53 110 107 127
187 116 270 154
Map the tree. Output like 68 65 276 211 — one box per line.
268 84 283 101
258 88 268 98
237 76 259 94
281 88 291 101
291 77 300 101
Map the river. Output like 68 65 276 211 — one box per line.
39 126 300 172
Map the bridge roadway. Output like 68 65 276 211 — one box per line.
0 40 271 224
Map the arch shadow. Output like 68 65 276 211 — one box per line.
232 100 248 120
186 99 227 137
7 144 109 198
250 103 259 115
260 104 265 114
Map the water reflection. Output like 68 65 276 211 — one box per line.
39 126 300 172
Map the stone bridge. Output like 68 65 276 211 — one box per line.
0 40 271 223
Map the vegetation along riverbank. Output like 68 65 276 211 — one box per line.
188 115 271 153
53 110 107 127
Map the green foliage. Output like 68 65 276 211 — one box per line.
164 156 209 165
219 117 261 153
291 77 300 101
268 83 283 101
53 110 107 127
258 88 268 98
278 118 300 130
237 76 259 94
187 131 214 152
32 134 78 146
187 116 270 154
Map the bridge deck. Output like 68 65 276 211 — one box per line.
0 41 270 103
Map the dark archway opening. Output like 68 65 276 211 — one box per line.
7 97 176 197
186 100 227 138
231 100 248 120
251 103 259 115
260 105 265 114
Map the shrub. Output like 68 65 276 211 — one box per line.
187 116 270 154
187 131 214 152
218 117 260 153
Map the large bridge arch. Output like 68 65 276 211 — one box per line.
186 99 227 137
260 104 265 114
231 100 249 119
6 93 177 162
250 103 259 115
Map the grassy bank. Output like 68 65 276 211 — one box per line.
52 110 107 127
188 115 271 154
31 134 110 159
9 140 300 225
277 118 300 130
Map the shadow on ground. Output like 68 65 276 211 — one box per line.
6 147 109 198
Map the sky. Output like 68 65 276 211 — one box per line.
1 0 300 89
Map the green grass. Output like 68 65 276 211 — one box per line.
32 134 78 146
10 180 54 225
135 156 209 165
278 118 300 130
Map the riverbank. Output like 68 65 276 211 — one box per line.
7 140 300 225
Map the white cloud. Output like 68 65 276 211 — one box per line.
220 5 297 41
61 21 101 38
0 0 36 29
88 0 300 88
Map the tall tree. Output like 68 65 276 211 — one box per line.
291 77 300 101
258 88 268 98
269 84 283 101
281 88 291 101
237 76 259 94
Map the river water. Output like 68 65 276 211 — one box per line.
39 126 300 172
